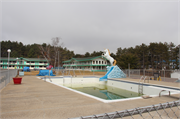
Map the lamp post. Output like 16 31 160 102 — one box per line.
16 58 18 69
7 49 11 84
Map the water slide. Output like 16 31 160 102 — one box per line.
99 66 114 81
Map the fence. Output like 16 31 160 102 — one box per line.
72 100 180 119
0 69 18 90
16 68 177 80
124 69 141 79
123 69 178 81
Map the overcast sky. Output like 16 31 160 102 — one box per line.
1 0 179 54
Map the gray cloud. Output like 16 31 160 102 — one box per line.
2 1 179 54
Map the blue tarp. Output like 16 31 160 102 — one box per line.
36 70 56 76
23 67 30 72
99 66 114 81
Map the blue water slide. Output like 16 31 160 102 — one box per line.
99 66 114 81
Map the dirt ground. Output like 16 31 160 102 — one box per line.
24 70 106 76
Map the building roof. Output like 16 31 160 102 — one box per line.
0 57 48 62
63 56 108 63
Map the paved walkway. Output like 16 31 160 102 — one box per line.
113 78 180 88
0 76 179 119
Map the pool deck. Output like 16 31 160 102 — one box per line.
0 76 179 119
113 78 180 89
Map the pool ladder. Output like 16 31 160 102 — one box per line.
138 76 146 95
44 70 52 82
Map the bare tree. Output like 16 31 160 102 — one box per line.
39 37 64 68
51 37 64 67
38 43 51 64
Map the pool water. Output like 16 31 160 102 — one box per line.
65 83 142 100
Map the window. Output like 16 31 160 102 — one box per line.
99 61 101 64
102 61 104 64
96 61 98 64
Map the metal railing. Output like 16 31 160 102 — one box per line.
0 69 18 90
71 100 180 119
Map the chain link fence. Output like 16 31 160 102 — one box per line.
71 100 180 119
123 69 179 82
123 69 141 79
16 68 179 82
0 69 18 90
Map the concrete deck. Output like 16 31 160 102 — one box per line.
0 76 180 119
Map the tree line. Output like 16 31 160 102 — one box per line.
1 40 179 69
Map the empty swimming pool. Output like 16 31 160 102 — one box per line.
65 83 143 100
38 76 180 103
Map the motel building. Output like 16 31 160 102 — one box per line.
62 56 111 72
0 57 49 69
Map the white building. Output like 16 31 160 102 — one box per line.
62 56 110 72
0 57 49 69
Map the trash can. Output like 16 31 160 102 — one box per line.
13 77 22 84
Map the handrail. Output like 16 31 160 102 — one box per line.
44 70 52 82
159 90 171 97
139 76 144 83
138 76 145 95
143 76 147 83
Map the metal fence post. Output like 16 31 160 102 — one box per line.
128 63 130 77
139 70 140 77
164 70 165 81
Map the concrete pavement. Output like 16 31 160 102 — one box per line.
0 76 179 119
